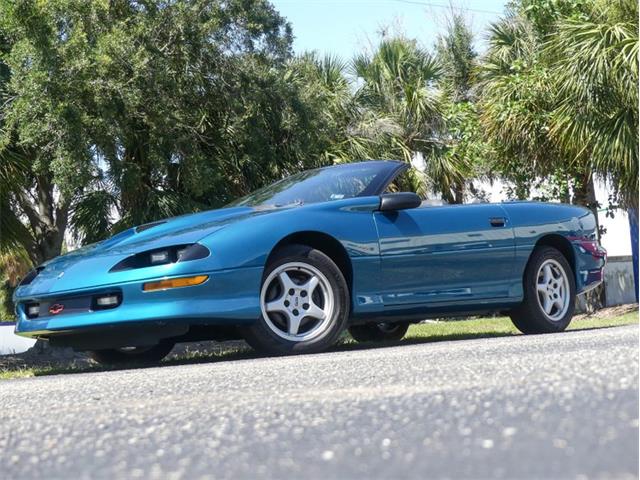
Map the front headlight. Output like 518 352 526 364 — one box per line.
150 250 170 265
109 244 210 272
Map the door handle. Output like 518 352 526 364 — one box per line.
489 217 507 227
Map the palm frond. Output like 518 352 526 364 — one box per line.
545 0 639 207
0 146 33 253
69 190 117 245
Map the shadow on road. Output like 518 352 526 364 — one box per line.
13 322 633 380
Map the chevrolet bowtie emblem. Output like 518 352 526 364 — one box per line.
49 304 64 315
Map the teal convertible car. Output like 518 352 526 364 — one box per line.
14 161 606 364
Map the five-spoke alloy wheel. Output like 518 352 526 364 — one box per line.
510 246 576 334
261 262 335 342
535 259 571 321
243 244 350 354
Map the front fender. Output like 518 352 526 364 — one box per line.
197 197 382 271
197 197 384 314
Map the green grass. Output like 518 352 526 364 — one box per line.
403 311 639 343
0 344 254 381
1 311 637 381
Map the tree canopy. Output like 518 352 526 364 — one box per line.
479 0 638 213
0 0 637 319
0 0 335 264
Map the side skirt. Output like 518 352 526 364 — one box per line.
348 302 521 326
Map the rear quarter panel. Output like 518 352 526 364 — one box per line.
500 201 600 295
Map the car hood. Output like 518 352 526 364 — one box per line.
92 206 261 255
16 205 277 297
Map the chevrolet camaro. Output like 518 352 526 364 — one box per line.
14 160 606 364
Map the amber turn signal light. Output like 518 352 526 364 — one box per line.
143 275 208 292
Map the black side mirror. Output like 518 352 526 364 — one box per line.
379 192 422 212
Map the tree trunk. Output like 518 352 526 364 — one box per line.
18 174 69 265
560 175 571 203
453 180 465 204
572 169 598 219
571 168 606 311
119 126 152 226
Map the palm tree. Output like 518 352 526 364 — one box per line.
351 37 469 201
479 0 639 308
436 14 492 203
478 14 564 187
546 0 638 215
286 53 361 164
479 0 638 217
0 147 32 256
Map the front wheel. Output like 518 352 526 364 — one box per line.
242 244 350 355
510 246 576 334
349 322 410 343
89 342 174 365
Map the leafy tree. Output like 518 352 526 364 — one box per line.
479 0 637 220
436 13 476 103
0 0 339 267
0 1 92 264
546 0 638 214
436 14 493 203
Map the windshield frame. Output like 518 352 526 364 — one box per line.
228 160 408 208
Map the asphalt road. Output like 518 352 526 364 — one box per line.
1 325 638 480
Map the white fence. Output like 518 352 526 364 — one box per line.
604 256 637 306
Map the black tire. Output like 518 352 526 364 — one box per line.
242 244 350 355
349 322 410 343
510 246 576 334
89 342 174 365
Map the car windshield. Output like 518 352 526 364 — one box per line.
229 162 399 208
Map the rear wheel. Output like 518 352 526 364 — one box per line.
242 244 350 355
89 342 174 365
349 322 410 343
510 246 575 334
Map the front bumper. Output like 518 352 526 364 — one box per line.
14 266 263 338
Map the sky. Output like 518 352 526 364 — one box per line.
270 0 509 59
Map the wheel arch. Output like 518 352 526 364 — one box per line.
266 231 353 299
534 234 576 277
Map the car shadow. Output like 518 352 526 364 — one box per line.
22 322 635 379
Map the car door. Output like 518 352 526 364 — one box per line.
374 203 515 306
